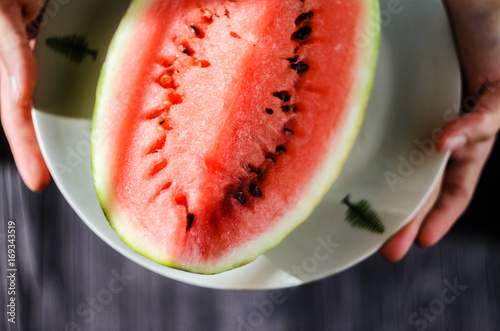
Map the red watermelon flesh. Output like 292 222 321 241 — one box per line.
92 0 379 274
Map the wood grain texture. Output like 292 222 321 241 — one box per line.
1 123 499 331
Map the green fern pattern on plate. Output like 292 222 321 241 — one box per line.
45 34 98 64
342 195 385 234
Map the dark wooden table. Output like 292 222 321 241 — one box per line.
1 123 499 331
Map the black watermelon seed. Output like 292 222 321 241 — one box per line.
284 127 294 134
266 156 276 163
235 192 247 205
287 56 299 63
282 105 290 113
291 62 309 73
292 26 312 41
295 11 313 26
273 91 291 102
266 108 274 115
186 213 195 230
189 24 201 36
249 184 263 198
276 145 287 153
291 105 297 112
179 45 191 56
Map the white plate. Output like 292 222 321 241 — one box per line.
33 0 460 289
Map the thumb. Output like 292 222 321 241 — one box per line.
438 82 500 151
0 3 37 108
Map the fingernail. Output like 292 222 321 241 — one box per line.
443 135 466 151
10 76 19 103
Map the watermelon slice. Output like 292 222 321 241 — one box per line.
92 0 379 274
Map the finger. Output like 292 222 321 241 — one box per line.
379 220 421 263
439 86 500 151
0 3 49 190
380 175 443 262
0 3 37 108
1 62 51 191
18 0 45 24
26 1 48 39
417 138 495 247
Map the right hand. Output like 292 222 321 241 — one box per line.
380 0 500 261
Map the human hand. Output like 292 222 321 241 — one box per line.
380 0 500 261
0 0 51 191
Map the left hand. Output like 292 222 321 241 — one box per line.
0 0 51 191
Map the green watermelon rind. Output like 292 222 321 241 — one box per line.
90 0 180 266
91 0 380 275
